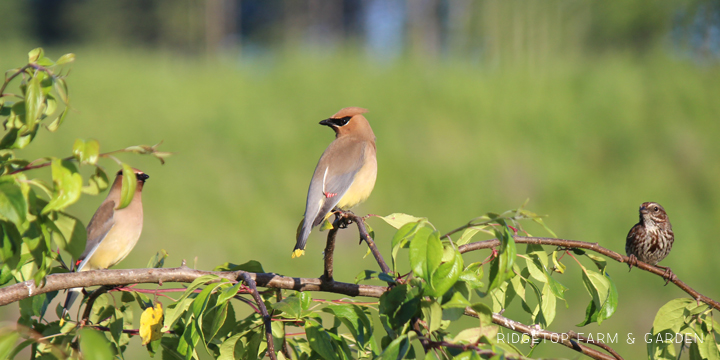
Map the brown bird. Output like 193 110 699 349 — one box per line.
293 107 377 258
61 168 149 319
625 202 675 282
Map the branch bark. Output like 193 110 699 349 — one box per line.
239 272 276 360
465 308 620 360
459 236 720 311
7 235 708 360
0 266 387 306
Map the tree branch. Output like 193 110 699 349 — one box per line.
323 219 340 285
0 265 387 306
344 212 391 275
464 308 620 360
0 263 629 359
459 236 720 312
239 273 276 360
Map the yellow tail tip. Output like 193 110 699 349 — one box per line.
291 249 305 258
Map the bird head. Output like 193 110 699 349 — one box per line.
639 202 668 224
320 107 374 140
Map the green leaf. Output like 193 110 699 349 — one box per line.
420 300 443 333
0 330 20 360
652 298 695 334
216 281 242 305
204 302 228 344
273 295 302 319
305 320 340 360
533 282 556 327
380 334 410 360
49 211 86 259
0 179 28 227
551 250 566 274
25 73 44 128
409 229 442 282
28 48 44 62
116 163 137 209
146 249 168 268
42 159 83 214
323 304 375 351
191 282 223 318
82 166 109 195
470 303 493 327
487 224 516 292
376 213 426 229
0 222 22 268
46 106 69 132
525 244 547 283
427 249 464 297
56 53 76 65
456 227 482 245
72 138 100 165
585 253 608 273
163 275 218 331
79 328 114 360
390 221 427 273
218 333 244 360
354 269 378 284
213 260 264 273
577 266 616 326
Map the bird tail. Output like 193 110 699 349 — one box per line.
293 217 312 258
61 287 82 322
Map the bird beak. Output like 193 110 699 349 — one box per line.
136 173 150 182
319 118 333 127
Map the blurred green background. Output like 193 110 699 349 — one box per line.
2 0 720 358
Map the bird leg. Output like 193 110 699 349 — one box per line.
655 265 677 285
626 254 638 270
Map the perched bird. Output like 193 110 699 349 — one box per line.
625 202 675 281
61 168 149 319
293 107 377 258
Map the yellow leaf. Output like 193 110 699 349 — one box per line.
139 303 164 345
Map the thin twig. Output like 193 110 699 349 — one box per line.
81 285 117 323
0 64 31 96
459 236 720 311
239 272 276 360
344 212 391 275
464 308 618 360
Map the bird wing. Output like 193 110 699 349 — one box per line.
310 138 367 227
76 200 116 272
625 222 642 255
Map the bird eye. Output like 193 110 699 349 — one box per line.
653 206 659 211
340 116 351 126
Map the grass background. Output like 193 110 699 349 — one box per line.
1 41 720 359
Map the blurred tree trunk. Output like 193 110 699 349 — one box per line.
205 0 238 56
407 0 440 60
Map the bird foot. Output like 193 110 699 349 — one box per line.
627 254 638 271
656 265 676 285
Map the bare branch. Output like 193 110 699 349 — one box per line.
344 212 391 274
323 218 340 285
459 236 720 311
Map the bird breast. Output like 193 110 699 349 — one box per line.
336 147 377 210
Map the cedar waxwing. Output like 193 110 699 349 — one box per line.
61 168 149 319
293 107 377 258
